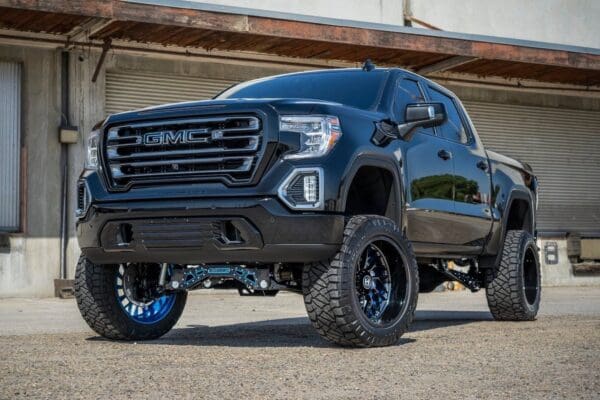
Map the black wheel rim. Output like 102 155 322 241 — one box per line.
355 239 408 326
523 246 539 305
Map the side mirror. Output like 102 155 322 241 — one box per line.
398 103 446 140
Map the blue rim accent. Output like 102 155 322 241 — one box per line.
356 244 392 323
115 266 176 325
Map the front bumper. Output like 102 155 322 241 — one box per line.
77 196 344 265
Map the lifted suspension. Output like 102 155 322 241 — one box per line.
164 264 289 292
435 260 483 292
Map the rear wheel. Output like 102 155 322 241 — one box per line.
74 257 187 340
303 215 418 347
486 230 541 321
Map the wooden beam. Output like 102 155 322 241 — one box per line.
66 17 114 42
417 56 478 75
1 0 599 71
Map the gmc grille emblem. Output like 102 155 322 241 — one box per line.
143 129 211 146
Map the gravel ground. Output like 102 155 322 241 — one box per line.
1 287 599 399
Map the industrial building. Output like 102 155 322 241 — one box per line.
0 0 598 297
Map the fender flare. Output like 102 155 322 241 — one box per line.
502 187 535 236
484 187 535 268
337 154 404 227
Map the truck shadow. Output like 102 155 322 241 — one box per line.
88 310 492 348
412 310 493 334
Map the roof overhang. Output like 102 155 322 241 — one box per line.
1 0 599 87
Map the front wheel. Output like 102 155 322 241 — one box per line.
303 215 419 347
74 257 187 340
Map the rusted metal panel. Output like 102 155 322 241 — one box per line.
2 0 598 70
0 8 90 34
246 17 600 70
0 1 599 86
0 0 114 18
453 59 600 86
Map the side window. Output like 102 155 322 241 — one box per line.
428 87 470 144
394 78 434 136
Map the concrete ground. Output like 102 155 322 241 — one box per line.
1 287 599 399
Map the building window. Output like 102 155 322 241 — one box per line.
0 61 21 232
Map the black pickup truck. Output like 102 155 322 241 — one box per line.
75 65 540 347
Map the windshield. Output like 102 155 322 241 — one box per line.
216 70 389 111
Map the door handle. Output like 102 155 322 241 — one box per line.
477 160 489 171
437 149 452 160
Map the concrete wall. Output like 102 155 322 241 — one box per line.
538 238 600 287
175 0 600 48
171 0 405 25
0 45 62 297
410 0 600 48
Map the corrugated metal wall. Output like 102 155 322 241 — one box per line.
463 101 600 233
0 61 21 231
105 70 239 115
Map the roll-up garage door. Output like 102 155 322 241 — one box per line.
0 61 21 231
105 70 239 115
463 101 600 233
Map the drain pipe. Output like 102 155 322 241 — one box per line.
59 50 70 281
403 0 413 27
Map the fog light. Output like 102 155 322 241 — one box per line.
278 168 324 210
303 175 318 203
76 180 91 218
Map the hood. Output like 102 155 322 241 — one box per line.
103 97 350 126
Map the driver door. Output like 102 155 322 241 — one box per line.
396 78 456 245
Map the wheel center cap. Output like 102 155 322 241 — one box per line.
362 275 372 290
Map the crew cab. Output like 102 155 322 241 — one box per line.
75 65 540 347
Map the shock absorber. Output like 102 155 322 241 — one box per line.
158 263 168 288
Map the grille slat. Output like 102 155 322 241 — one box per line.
104 115 262 189
114 156 254 169
107 138 259 160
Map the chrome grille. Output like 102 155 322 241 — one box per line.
104 116 261 188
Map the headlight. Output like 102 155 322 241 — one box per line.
280 115 342 159
85 130 100 170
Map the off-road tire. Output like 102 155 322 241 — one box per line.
486 230 541 321
303 215 419 347
74 257 187 340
